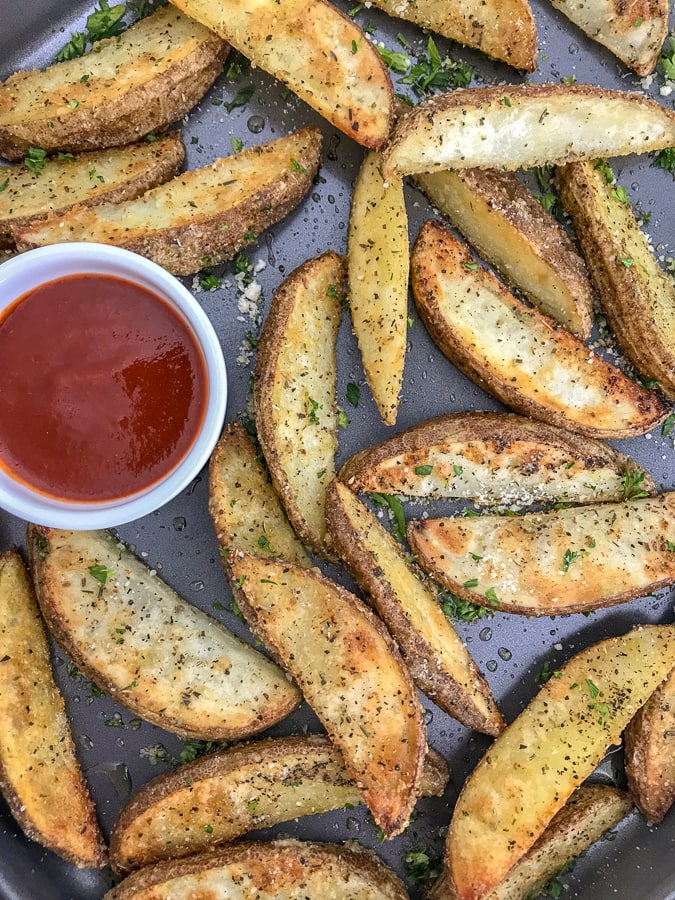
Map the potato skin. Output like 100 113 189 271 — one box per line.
0 8 228 159
105 840 410 900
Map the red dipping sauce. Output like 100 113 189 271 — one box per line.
0 274 208 502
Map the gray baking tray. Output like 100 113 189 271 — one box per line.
0 1 674 897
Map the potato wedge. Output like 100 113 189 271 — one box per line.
410 220 670 439
168 0 393 149
0 549 106 869
431 784 633 899
14 128 322 276
105 839 409 900
367 0 536 71
546 0 668 76
413 167 593 337
27 527 301 740
228 552 426 838
110 735 449 873
339 411 654 506
326 480 503 736
625 667 675 823
381 84 675 178
438 625 675 900
348 150 408 425
0 7 227 159
556 158 675 400
208 421 311 569
0 133 184 249
254 252 345 561
408 493 675 617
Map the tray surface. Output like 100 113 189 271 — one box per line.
0 0 674 897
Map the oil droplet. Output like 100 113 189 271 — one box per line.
90 761 132 799
190 580 205 592
486 660 498 672
498 647 512 661
247 114 265 134
265 231 276 267
568 42 579 54
78 734 94 750
346 817 360 831
173 516 187 531
327 133 341 161
479 627 493 641
327 195 336 205
424 709 434 725
631 182 639 192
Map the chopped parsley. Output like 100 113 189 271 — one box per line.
377 46 410 74
621 469 649 500
290 157 308 174
659 35 675 80
484 587 500 607
24 147 47 177
88 563 112 584
370 492 406 541
346 382 361 407
441 591 493 623
610 185 629 204
179 740 224 764
562 548 581 572
307 396 321 424
398 36 472 97
55 0 126 61
257 534 272 552
199 271 221 290
405 848 441 885
226 86 255 113
536 660 562 685
230 136 243 154
414 465 433 476
652 147 675 174
337 410 349 428
0 178 8 193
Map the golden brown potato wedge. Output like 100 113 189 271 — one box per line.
625 667 675 823
228 551 426 838
208 421 311 569
254 252 345 561
27 527 301 740
367 0 536 71
0 7 227 159
0 549 107 869
556 158 675 400
438 625 675 900
348 150 408 425
381 84 675 178
110 734 449 873
339 411 654 506
410 220 670 439
430 784 633 899
0 133 184 249
14 128 321 276
546 0 668 75
408 493 675 616
105 839 409 900
326 480 503 736
413 167 593 338
168 0 393 149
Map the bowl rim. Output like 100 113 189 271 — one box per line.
0 243 227 528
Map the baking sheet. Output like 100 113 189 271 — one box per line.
0 0 674 897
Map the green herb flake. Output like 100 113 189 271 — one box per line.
441 591 493 623
55 0 126 62
660 35 675 80
226 85 255 113
611 185 629 204
662 413 675 437
621 469 648 500
257 534 272 551
230 136 243 154
665 540 675 552
88 563 112 584
68 98 80 108
24 147 47 177
464 261 479 271
562 548 581 573
351 39 358 54
307 396 321 424
414 465 433 476
503 95 511 107
246 799 259 814
463 578 479 589
377 46 410 74
398 36 472 97
405 848 441 885
652 147 675 174
199 272 221 291
346 382 361 407
586 678 600 699
290 157 308 175
337 410 349 428
370 492 406 541
0 178 9 193
484 587 500 607
203 824 213 833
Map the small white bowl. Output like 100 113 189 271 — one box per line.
0 243 227 529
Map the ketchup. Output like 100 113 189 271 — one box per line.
0 274 208 502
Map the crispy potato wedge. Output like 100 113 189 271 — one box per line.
0 133 184 249
254 252 345 561
105 839 409 900
408 493 675 617
438 625 675 900
430 784 633 899
0 7 227 159
168 0 393 149
556 158 675 400
410 220 670 439
381 84 675 178
347 150 408 425
326 480 503 736
209 421 311 569
367 0 536 71
27 527 301 740
14 128 321 276
339 411 654 506
414 167 593 337
228 552 426 838
0 549 106 869
625 667 675 823
110 735 448 873
546 0 668 75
